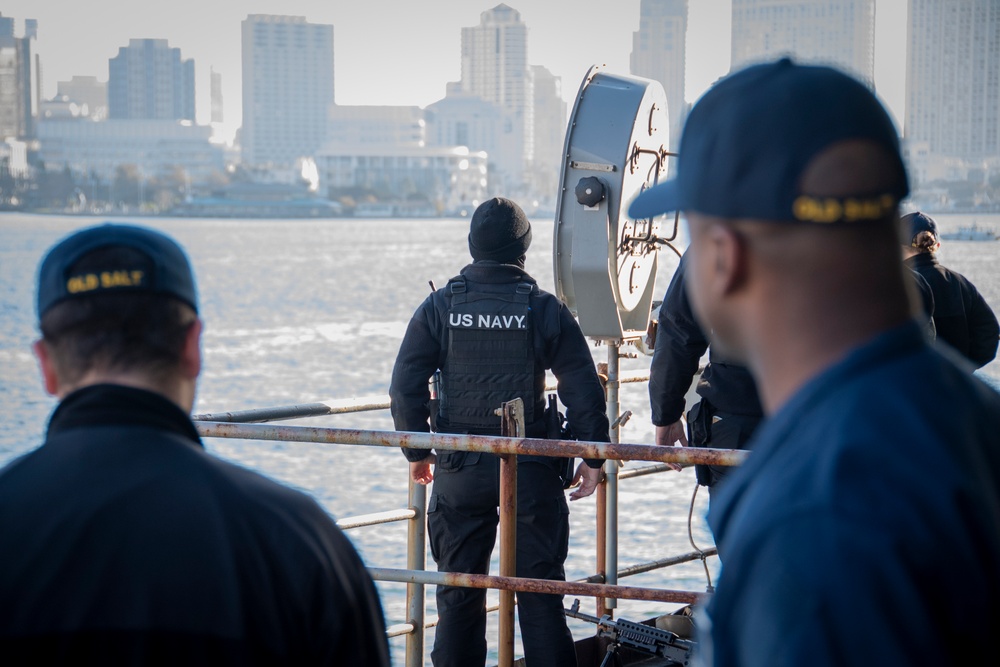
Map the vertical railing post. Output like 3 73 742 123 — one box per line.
595 475 607 618
404 476 427 667
497 398 523 667
603 343 621 616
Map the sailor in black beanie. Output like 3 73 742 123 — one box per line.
390 197 609 667
467 196 533 266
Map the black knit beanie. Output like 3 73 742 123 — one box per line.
468 197 532 263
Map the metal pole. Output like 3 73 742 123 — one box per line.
192 396 390 424
595 478 607 618
604 343 620 615
369 568 703 605
195 422 750 468
497 399 523 667
404 476 427 667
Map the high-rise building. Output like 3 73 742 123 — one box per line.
730 0 875 84
460 4 532 194
528 65 566 202
0 13 40 140
108 39 195 121
241 14 335 169
630 0 687 153
210 67 224 125
906 0 1000 165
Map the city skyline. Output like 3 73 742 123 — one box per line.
7 0 908 143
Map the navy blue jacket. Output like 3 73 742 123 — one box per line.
0 385 391 666
649 253 762 426
390 262 609 466
906 252 998 368
704 323 1000 666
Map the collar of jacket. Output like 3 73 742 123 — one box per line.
460 261 538 285
46 384 203 447
905 252 940 269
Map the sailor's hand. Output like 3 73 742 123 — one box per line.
568 463 603 501
410 455 436 485
655 422 686 471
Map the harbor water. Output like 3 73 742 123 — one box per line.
3 211 999 664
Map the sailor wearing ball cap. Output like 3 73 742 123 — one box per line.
629 59 1000 667
0 223 391 665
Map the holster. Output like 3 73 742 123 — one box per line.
686 399 715 487
546 394 577 489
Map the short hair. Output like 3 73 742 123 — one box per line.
39 246 196 386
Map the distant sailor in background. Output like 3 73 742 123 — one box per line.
0 223 391 666
389 197 609 667
629 58 1000 667
902 210 999 368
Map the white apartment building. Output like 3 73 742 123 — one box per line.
241 14 335 169
730 0 875 84
460 4 533 194
630 0 687 153
906 0 1000 168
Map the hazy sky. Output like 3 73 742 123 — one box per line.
8 0 908 142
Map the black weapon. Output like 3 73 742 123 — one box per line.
565 599 694 667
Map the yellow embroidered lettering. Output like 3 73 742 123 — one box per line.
67 273 100 293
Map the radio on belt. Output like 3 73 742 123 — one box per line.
553 65 676 343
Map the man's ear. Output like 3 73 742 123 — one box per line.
707 222 750 297
179 319 203 380
33 339 61 397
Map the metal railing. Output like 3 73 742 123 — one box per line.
193 377 746 667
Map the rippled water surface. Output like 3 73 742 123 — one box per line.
2 212 998 664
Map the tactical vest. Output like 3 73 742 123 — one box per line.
440 277 540 433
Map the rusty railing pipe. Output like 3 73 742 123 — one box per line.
194 422 749 468
368 568 704 605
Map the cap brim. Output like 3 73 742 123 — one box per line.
628 179 682 219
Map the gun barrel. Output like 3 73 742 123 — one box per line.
563 600 602 625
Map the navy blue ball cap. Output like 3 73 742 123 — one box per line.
629 58 909 223
902 211 938 240
37 223 198 318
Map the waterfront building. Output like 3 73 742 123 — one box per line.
315 144 488 215
108 39 195 121
1 137 29 177
327 105 426 148
426 89 504 192
906 0 1000 169
0 13 40 140
241 14 335 170
36 118 224 185
630 0 687 154
460 4 532 195
730 0 875 85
